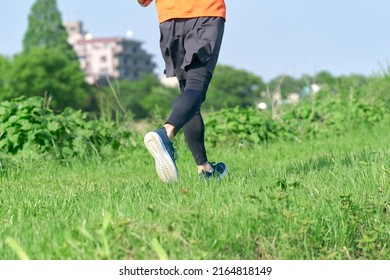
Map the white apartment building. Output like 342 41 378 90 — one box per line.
65 21 155 84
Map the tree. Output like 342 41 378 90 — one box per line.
16 0 90 109
0 55 12 100
8 48 89 110
314 71 336 85
100 74 177 120
268 75 307 99
23 0 76 59
206 65 266 110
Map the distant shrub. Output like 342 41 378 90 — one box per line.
362 74 390 110
204 93 386 147
204 107 295 147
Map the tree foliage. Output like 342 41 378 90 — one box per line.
268 74 309 99
99 66 267 120
8 48 89 110
98 74 177 120
23 0 76 59
0 55 11 100
314 70 336 85
206 65 266 110
11 0 90 110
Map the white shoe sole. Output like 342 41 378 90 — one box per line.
144 132 178 183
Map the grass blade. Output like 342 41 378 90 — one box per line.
5 237 30 260
150 238 169 260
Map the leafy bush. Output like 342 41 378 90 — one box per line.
283 94 385 137
204 93 386 147
362 74 390 110
0 96 131 159
204 107 295 147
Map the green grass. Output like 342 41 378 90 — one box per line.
0 122 389 260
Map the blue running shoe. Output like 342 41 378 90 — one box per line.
144 128 178 183
199 162 228 180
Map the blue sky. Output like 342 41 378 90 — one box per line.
1 0 390 81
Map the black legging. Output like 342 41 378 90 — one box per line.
166 58 212 165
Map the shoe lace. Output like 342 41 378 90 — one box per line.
172 147 179 161
166 141 178 162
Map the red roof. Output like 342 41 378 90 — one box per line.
77 37 120 44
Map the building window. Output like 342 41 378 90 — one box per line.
120 68 128 77
79 45 87 52
99 68 108 77
78 56 86 64
100 56 107 63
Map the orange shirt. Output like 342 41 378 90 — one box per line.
155 0 226 23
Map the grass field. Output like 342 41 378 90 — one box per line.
0 121 389 260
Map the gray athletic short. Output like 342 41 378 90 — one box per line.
159 17 225 79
